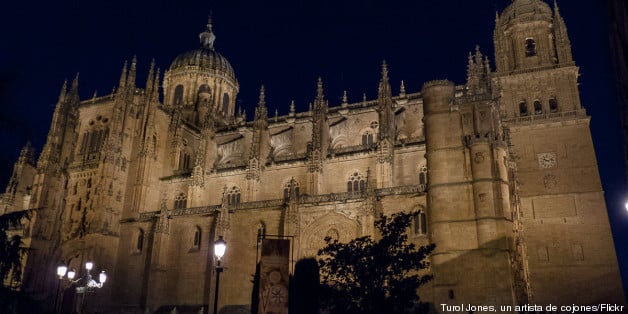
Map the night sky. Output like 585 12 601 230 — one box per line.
1 0 626 299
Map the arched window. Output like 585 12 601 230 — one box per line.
362 131 374 147
534 100 542 115
283 179 300 200
193 227 201 248
525 38 537 57
222 93 230 116
197 84 211 102
519 101 528 116
136 229 145 252
227 186 241 207
347 172 366 193
549 98 559 113
419 165 428 186
173 84 184 105
413 210 427 236
174 192 187 209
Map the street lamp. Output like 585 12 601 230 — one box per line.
54 264 68 313
53 265 79 314
55 261 106 313
213 236 226 314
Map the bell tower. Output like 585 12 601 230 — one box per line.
495 0 625 305
494 0 580 118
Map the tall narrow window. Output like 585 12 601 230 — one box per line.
534 100 542 115
283 179 300 200
179 152 191 171
173 84 184 106
227 186 241 207
136 229 145 252
362 131 374 147
193 227 201 248
419 165 428 186
519 101 528 116
549 98 559 113
413 211 427 235
525 38 537 57
174 192 187 209
347 172 366 193
222 93 230 116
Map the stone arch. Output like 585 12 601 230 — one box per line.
300 212 361 258
330 134 348 150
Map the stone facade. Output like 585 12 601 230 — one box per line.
0 0 624 313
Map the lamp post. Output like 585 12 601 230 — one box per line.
54 264 76 314
76 261 107 314
213 236 226 314
55 261 106 314
55 264 67 313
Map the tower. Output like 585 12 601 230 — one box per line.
495 0 624 304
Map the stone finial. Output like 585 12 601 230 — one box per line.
400 80 406 97
258 85 266 108
342 90 348 107
316 77 324 101
381 60 389 81
199 14 216 50
289 100 295 116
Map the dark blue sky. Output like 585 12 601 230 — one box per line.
1 0 626 299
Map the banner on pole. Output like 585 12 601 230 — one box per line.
258 238 290 314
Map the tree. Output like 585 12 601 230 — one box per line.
317 211 435 314
0 210 28 288
0 210 32 313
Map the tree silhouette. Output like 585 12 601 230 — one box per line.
317 211 435 314
0 210 36 313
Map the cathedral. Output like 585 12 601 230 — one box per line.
1 0 625 313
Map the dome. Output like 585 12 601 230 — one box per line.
169 47 236 81
500 0 553 26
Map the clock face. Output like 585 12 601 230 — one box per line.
537 152 557 169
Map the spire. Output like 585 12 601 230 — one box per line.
377 60 392 106
377 62 394 142
199 14 216 50
316 77 324 103
67 73 80 104
254 85 268 122
70 73 79 94
474 45 483 65
118 60 128 89
400 80 406 97
152 68 160 102
19 141 35 165
146 59 155 93
342 90 348 107
465 46 491 96
57 79 68 103
552 0 573 64
289 100 295 116
128 56 137 87
381 60 389 82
